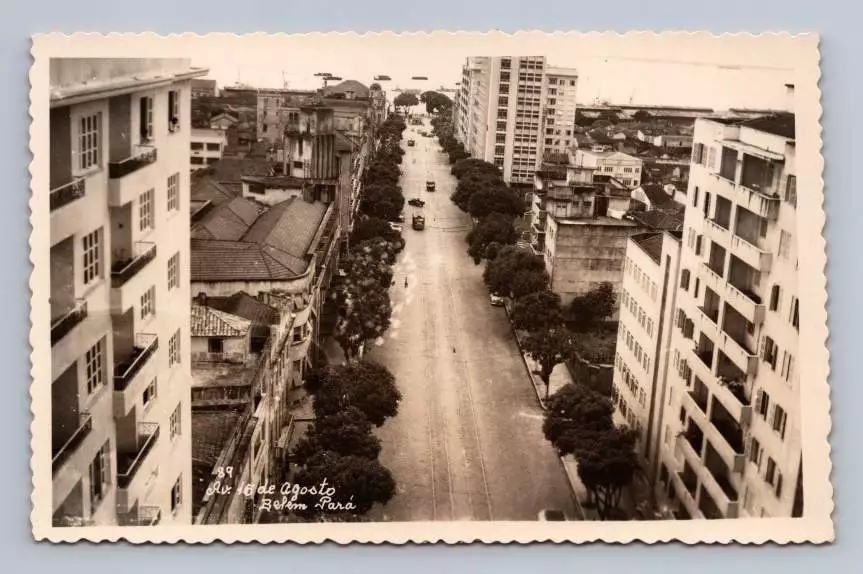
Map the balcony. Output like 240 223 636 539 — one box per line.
51 299 87 347
704 218 730 248
108 146 158 207
709 409 746 474
724 282 765 325
730 235 773 274
116 422 160 489
118 506 162 526
111 242 157 289
50 177 87 212
713 378 753 425
113 333 159 392
700 262 723 293
717 331 758 376
51 414 92 475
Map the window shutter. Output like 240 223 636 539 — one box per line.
744 437 752 458
768 404 775 427
780 411 787 440
776 472 784 498
755 389 763 413
140 98 148 139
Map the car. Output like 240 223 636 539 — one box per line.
407 139 416 147
426 180 435 192
537 509 566 521
489 294 504 307
388 222 404 233
408 198 425 207
395 213 405 223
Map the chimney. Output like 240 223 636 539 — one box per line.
784 83 795 113
197 292 207 307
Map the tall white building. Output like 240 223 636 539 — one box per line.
613 231 682 465
49 59 207 527
453 56 578 185
657 110 803 519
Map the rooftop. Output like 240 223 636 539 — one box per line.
322 79 370 98
191 304 252 338
628 204 685 232
632 232 665 265
554 215 640 227
191 127 228 139
191 408 247 518
740 112 795 140
191 196 263 241
207 292 280 326
207 156 275 183
636 183 676 208
192 361 258 388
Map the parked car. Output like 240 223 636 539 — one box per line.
395 213 405 223
407 139 416 147
408 198 425 207
489 294 504 307
412 214 426 231
426 180 435 191
389 222 404 233
537 509 566 521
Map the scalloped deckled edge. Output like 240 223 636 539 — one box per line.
28 31 833 545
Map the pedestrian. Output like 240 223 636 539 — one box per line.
404 277 408 288
452 347 456 353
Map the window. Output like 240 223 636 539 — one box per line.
170 404 181 440
769 285 782 312
497 109 508 119
772 404 788 439
756 388 771 420
498 96 508 107
167 173 180 212
82 228 103 285
139 96 154 142
778 230 792 259
171 475 183 513
695 235 703 256
208 338 224 354
139 188 154 232
790 297 800 330
85 338 105 395
206 142 221 152
784 354 795 383
168 90 180 132
78 112 102 171
762 336 779 371
785 175 797 207
89 441 111 512
680 269 690 290
496 133 506 144
707 147 716 169
495 145 506 156
692 186 700 207
497 121 507 132
169 329 181 367
140 285 155 320
143 378 157 408
765 457 778 487
748 436 763 468
692 142 705 165
167 252 180 291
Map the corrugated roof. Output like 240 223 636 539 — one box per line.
191 304 252 337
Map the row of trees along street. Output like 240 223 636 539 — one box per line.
265 115 410 522
483 246 640 519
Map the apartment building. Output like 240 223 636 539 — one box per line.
190 128 228 171
453 56 578 185
575 147 644 189
611 231 682 470
658 111 803 520
49 58 207 527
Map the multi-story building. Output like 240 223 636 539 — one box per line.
658 110 802 520
190 128 228 171
575 147 644 189
49 58 207 527
611 231 682 470
453 56 578 185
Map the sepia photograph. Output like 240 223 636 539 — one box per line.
29 31 831 544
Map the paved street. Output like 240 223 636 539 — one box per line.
365 118 577 522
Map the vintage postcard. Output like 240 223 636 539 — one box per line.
29 31 832 544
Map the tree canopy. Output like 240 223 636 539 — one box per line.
466 212 517 264
359 183 406 222
314 360 402 426
333 280 392 362
543 383 615 457
511 290 565 333
568 282 616 330
522 327 572 388
483 246 549 299
294 451 397 515
467 186 525 219
420 91 453 114
350 216 404 250
575 426 639 520
292 407 381 465
393 92 419 115
451 158 500 180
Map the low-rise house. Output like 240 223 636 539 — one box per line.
209 112 238 131
574 147 644 189
190 128 229 171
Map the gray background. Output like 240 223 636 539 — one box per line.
3 0 857 570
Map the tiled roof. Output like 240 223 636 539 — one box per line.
209 291 280 326
335 132 356 152
629 204 685 232
191 196 263 241
241 175 306 188
242 198 328 261
191 304 252 337
209 156 275 183
632 232 664 265
637 183 675 208
323 79 370 98
192 409 246 516
191 176 238 207
191 239 308 281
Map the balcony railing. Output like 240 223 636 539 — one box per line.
51 299 87 346
51 413 92 474
117 422 160 489
192 351 247 363
109 146 158 179
111 242 157 288
118 506 162 526
690 389 709 413
113 333 158 391
50 178 87 212
699 306 720 325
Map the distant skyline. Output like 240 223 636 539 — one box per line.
182 33 798 111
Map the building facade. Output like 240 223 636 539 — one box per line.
190 128 228 171
575 148 644 189
658 112 802 520
612 231 682 470
453 56 578 185
50 58 207 527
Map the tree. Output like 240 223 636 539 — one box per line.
568 282 616 331
484 241 503 260
294 451 396 515
483 246 548 299
364 159 400 187
466 212 517 264
340 248 394 289
292 407 381 465
420 91 453 114
350 216 403 248
542 383 614 457
633 110 651 122
511 290 564 333
393 92 419 115
468 186 525 219
359 183 405 222
451 170 501 213
576 427 639 520
522 328 572 399
451 158 501 180
314 360 402 426
334 280 392 361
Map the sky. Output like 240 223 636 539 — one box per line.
180 32 802 111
